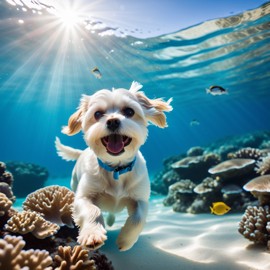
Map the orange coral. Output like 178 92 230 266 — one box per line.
5 210 59 239
54 245 96 270
23 185 74 227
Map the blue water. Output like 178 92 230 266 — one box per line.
0 1 270 179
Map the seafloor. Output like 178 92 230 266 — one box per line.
1 130 270 269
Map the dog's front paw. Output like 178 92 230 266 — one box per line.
78 225 107 250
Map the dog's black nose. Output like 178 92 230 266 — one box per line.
107 118 120 132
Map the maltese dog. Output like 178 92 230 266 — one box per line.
56 81 172 251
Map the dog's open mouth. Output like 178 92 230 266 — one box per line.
101 134 132 156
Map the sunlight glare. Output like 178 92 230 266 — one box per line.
57 8 80 28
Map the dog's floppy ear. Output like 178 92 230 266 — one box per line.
130 82 173 128
62 95 90 136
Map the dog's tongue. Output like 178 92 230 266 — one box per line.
107 134 124 154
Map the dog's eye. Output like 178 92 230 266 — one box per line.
122 107 134 118
94 111 104 120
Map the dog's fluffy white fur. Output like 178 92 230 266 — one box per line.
56 81 172 251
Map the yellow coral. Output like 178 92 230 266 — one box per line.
23 185 74 227
5 210 59 239
0 235 52 270
0 192 12 216
54 245 96 270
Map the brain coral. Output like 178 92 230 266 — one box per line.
255 154 270 175
54 245 96 270
238 205 270 246
0 235 52 270
23 185 75 227
5 210 60 239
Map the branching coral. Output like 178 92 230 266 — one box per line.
54 245 96 270
0 235 25 270
17 249 53 270
238 205 270 246
0 235 52 270
23 185 75 227
5 210 60 239
255 154 270 175
0 192 12 216
228 147 263 160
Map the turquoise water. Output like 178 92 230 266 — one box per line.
0 1 270 180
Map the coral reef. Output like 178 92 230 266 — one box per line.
163 179 196 212
0 235 52 270
153 131 270 213
238 205 270 246
0 170 115 269
255 154 270 175
228 147 264 160
0 192 12 216
208 159 256 180
6 161 49 197
0 161 15 202
187 146 204 157
171 153 220 182
23 185 75 227
53 245 96 270
5 210 60 239
243 175 270 205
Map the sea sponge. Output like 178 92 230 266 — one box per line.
238 205 270 246
0 235 52 270
228 147 263 160
23 185 75 227
54 245 96 270
5 210 60 239
255 154 270 175
0 192 12 216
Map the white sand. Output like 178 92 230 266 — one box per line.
101 196 270 270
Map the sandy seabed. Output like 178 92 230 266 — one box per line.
101 197 270 270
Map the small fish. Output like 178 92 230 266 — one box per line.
210 202 231 215
91 67 102 79
206 85 228 96
190 119 200 126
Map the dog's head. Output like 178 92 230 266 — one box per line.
62 82 172 164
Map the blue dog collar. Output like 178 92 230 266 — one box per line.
97 157 136 180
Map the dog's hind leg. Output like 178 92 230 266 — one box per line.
116 200 148 251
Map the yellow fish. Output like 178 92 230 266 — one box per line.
210 202 231 215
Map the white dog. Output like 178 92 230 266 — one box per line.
55 81 172 251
